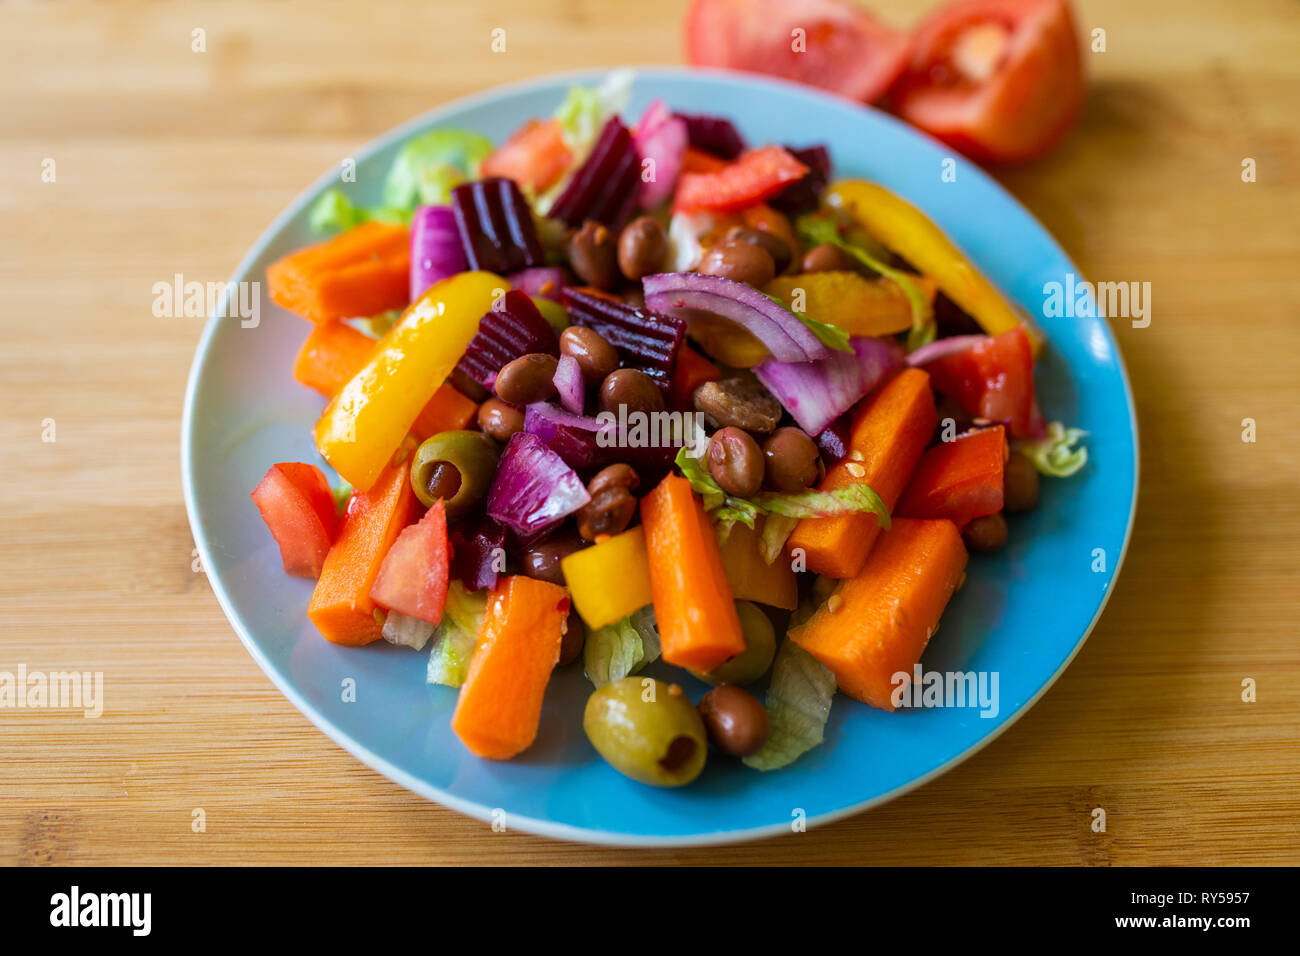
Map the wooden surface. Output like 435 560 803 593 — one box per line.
2 0 1298 866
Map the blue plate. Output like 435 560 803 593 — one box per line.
182 67 1138 846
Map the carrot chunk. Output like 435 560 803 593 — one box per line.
268 222 410 324
786 368 937 579
307 460 415 645
451 575 570 760
293 320 376 397
639 474 746 672
790 517 968 710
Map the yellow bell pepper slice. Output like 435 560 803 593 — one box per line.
826 180 1042 353
314 271 506 492
765 271 937 339
560 526 653 629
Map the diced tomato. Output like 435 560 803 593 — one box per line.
685 0 910 104
480 118 573 194
892 0 1084 164
250 463 339 579
897 426 1006 527
669 343 722 410
369 499 450 625
923 326 1040 437
673 145 809 214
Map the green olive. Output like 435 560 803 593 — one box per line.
583 677 708 787
691 601 776 686
409 430 500 516
531 295 570 332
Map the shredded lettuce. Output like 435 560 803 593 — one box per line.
383 611 436 650
759 514 800 564
308 187 408 235
583 605 661 688
330 480 353 515
797 211 935 351
1013 421 1089 477
382 129 494 209
675 447 890 544
426 583 487 688
743 637 836 771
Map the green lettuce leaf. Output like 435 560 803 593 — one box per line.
583 605 661 688
382 611 436 650
761 291 852 352
759 514 800 565
426 583 487 688
552 70 633 157
797 211 935 351
743 637 836 771
1013 421 1089 477
382 129 494 209
308 187 409 235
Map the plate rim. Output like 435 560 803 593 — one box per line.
181 64 1140 848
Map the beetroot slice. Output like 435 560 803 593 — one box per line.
451 177 545 274
676 112 747 159
560 287 685 391
548 117 641 229
769 144 832 215
456 291 559 391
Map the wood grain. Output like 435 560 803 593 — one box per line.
2 0 1298 865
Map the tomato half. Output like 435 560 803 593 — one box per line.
250 463 340 579
685 0 910 104
892 0 1084 163
369 499 450 625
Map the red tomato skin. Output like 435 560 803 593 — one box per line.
250 463 339 579
893 0 1084 164
684 0 910 104
369 499 450 625
925 326 1038 437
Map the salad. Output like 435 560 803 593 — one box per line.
251 74 1086 787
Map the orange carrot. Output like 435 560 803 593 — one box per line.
790 517 968 710
787 368 937 579
410 384 479 441
669 343 721 409
451 575 570 760
897 425 1006 528
293 320 376 397
267 222 410 324
718 519 798 611
639 474 746 672
307 459 415 645
293 320 478 439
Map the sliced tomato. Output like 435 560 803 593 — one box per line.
250 463 339 579
923 326 1041 438
685 0 910 103
897 426 1006 527
673 145 809 214
892 0 1084 163
369 499 450 625
480 118 573 194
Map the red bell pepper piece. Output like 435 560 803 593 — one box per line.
924 325 1043 438
669 343 721 410
897 426 1007 528
369 499 451 625
673 145 809 213
250 463 340 579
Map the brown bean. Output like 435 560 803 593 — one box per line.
559 326 619 385
494 352 558 405
697 238 776 287
725 226 793 274
587 462 640 497
698 685 769 757
576 470 639 541
962 512 1008 552
692 377 782 433
477 397 525 443
761 427 821 493
707 427 764 498
598 368 664 417
558 609 586 666
617 216 668 280
567 220 620 289
521 531 583 586
1003 451 1040 513
800 242 857 273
